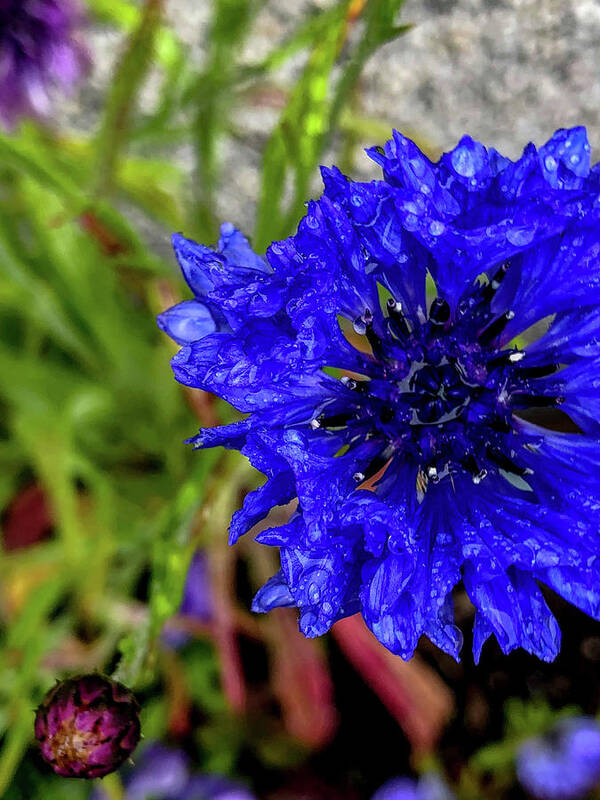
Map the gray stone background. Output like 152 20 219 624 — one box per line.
76 0 600 237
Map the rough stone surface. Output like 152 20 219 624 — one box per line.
363 0 600 159
66 0 600 240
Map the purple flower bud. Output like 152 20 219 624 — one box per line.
34 674 141 779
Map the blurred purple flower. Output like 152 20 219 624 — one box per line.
180 775 256 800
371 774 455 800
0 0 88 128
516 717 600 800
126 745 188 799
92 743 256 800
162 550 213 648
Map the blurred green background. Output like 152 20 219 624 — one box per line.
3 2 600 799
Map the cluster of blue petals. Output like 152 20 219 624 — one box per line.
0 0 87 128
159 127 600 663
516 717 600 799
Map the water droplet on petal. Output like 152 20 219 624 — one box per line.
409 157 426 177
451 145 477 177
352 317 367 336
403 213 418 231
301 611 319 633
506 227 535 246
308 582 321 603
429 220 445 236
544 154 557 171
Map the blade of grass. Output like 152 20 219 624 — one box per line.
0 576 66 795
254 0 350 248
91 0 165 197
189 0 266 240
87 0 181 70
326 0 411 144
254 0 411 248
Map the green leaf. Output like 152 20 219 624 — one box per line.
86 0 181 69
189 0 266 239
470 741 517 773
0 130 85 208
0 577 66 795
119 158 185 229
254 1 350 248
325 0 410 148
254 0 410 248
91 0 166 197
245 3 352 75
112 450 221 688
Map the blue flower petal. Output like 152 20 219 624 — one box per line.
217 222 268 272
229 470 296 544
252 569 296 612
157 299 218 345
172 232 224 295
170 322 327 411
466 567 560 662
525 306 600 364
539 126 592 188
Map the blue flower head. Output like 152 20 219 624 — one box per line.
516 717 600 800
159 127 600 663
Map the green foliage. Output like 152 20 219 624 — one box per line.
190 0 267 239
254 0 410 249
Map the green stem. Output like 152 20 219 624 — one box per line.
97 772 126 800
92 0 165 197
0 706 31 797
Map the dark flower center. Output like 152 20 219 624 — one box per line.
406 361 473 424
47 713 98 772
313 259 564 494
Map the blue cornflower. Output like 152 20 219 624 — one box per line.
159 127 600 663
371 774 455 800
516 717 600 800
0 0 88 129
